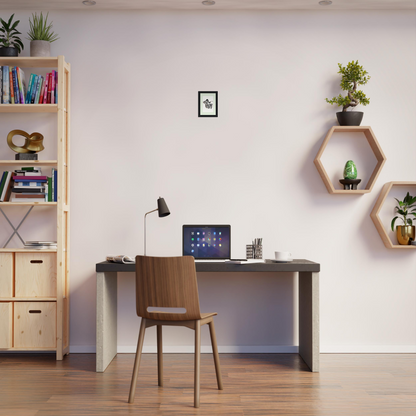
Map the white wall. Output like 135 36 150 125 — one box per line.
1 10 415 353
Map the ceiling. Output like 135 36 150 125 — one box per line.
0 0 415 10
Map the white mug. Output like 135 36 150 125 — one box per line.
275 251 292 261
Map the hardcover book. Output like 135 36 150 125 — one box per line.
3 66 10 104
9 67 14 104
13 176 48 181
26 73 35 103
17 67 25 104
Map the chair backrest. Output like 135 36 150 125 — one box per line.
135 255 202 321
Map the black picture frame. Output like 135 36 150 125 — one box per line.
198 91 218 117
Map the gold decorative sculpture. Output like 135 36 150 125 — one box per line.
7 130 44 159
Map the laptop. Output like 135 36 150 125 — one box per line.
182 225 231 261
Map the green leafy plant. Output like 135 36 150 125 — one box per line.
326 60 370 112
0 14 24 53
27 12 59 43
391 192 416 231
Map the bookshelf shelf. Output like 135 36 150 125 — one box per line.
0 248 58 253
0 297 57 301
1 347 57 351
0 160 58 166
0 56 70 359
0 57 59 68
0 202 57 206
0 104 58 113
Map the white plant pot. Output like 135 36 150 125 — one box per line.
30 40 51 57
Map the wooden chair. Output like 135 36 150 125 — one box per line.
128 255 223 408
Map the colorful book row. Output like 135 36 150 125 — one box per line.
0 66 58 105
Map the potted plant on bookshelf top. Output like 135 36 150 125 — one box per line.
0 14 24 57
391 192 416 245
326 60 370 126
27 12 59 57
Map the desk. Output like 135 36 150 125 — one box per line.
96 259 320 373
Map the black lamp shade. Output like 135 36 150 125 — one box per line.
157 197 170 217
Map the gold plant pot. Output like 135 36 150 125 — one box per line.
396 225 415 245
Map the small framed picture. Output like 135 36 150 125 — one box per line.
198 91 218 117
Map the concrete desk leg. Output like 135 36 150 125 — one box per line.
298 272 319 372
96 271 118 372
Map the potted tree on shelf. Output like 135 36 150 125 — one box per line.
27 12 59 57
326 60 370 126
391 192 416 245
0 14 24 57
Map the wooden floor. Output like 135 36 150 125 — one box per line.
0 353 415 416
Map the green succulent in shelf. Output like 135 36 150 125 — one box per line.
0 14 24 53
27 12 59 43
326 60 370 112
391 192 416 231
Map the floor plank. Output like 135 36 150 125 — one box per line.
0 353 414 416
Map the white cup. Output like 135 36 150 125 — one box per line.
275 251 292 261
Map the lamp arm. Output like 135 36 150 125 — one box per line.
144 208 158 256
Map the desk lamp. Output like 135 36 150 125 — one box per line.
144 197 170 256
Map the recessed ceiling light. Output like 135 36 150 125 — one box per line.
319 0 332 5
202 0 215 5
82 0 96 5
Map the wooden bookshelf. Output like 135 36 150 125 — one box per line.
370 181 416 250
0 56 70 359
314 126 387 194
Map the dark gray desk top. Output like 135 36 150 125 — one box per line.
96 259 320 273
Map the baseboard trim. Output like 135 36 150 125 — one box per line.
69 345 96 353
67 345 416 354
321 345 416 353
118 345 299 353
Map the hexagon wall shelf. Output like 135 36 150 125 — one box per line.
314 126 387 194
370 181 416 250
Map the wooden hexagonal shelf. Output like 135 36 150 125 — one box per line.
370 181 416 250
314 126 386 194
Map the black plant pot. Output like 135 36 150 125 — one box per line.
0 47 18 57
336 111 364 126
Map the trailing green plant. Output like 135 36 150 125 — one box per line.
326 60 370 112
27 12 59 43
0 14 24 53
391 192 416 231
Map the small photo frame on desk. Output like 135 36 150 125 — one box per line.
198 91 218 117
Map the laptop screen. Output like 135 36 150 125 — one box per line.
183 225 231 259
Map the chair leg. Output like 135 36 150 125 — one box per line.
208 320 223 390
157 325 163 387
128 318 147 403
194 320 201 408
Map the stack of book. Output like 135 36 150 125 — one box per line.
24 241 57 250
12 173 48 202
0 167 57 202
0 66 58 104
